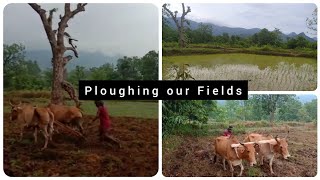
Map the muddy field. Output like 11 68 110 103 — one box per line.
163 124 317 177
3 113 158 177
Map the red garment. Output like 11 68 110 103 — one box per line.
98 105 111 134
223 129 232 136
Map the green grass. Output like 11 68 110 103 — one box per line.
163 53 316 70
164 120 312 138
162 135 183 152
4 99 158 119
4 91 158 119
79 100 158 119
247 167 263 177
165 123 224 137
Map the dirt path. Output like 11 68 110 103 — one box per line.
4 114 158 176
163 125 317 177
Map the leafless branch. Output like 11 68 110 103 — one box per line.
65 47 78 58
61 80 81 108
28 3 57 47
63 55 73 64
57 3 87 47
163 4 180 29
181 3 191 20
48 8 58 27
65 3 71 14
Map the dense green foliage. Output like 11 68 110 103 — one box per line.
4 43 158 90
163 100 217 136
163 95 317 136
163 23 317 51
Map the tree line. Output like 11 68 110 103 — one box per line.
163 22 317 50
4 43 158 90
214 95 316 122
163 95 317 135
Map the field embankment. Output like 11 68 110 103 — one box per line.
163 43 316 58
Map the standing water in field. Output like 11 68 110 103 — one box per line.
163 53 317 91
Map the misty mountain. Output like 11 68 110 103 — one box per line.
165 18 316 42
26 50 120 70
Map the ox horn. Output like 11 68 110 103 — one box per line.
240 142 248 150
9 100 21 107
9 99 14 107
275 135 279 143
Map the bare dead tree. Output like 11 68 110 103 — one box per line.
163 3 191 48
29 3 87 107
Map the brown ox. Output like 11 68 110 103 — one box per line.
10 101 54 150
244 132 291 174
213 136 257 176
47 104 84 134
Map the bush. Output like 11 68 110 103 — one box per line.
260 45 273 51
5 90 51 99
163 42 179 48
173 124 210 137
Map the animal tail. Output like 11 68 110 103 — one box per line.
34 108 41 121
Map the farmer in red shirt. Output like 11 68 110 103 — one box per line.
223 126 233 137
93 100 120 147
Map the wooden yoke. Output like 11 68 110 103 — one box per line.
231 139 278 148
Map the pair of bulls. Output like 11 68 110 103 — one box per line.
9 101 84 150
213 132 290 176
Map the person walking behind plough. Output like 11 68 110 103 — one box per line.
93 100 120 148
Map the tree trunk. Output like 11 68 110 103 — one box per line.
269 111 275 125
163 3 190 49
29 3 87 106
51 54 65 105
178 29 185 48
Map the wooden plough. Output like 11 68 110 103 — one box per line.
54 121 85 139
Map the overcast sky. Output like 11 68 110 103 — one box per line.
4 3 158 57
167 3 317 37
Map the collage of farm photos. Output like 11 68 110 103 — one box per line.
1 1 318 178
